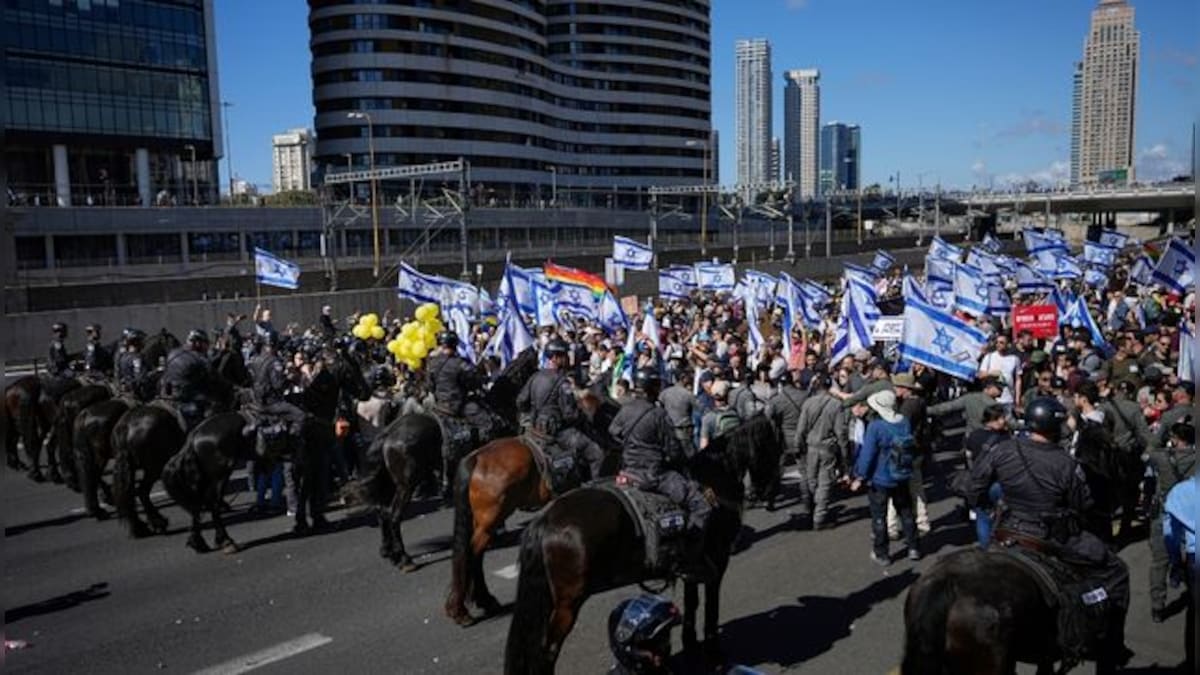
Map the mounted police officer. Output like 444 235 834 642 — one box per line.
657 366 698 451
160 329 216 431
517 337 604 480
249 331 308 454
82 324 113 378
970 396 1132 667
115 328 148 399
425 331 488 429
611 367 712 577
48 322 72 377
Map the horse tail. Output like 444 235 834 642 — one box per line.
901 569 957 675
451 451 478 567
346 453 395 508
111 421 137 532
504 514 553 675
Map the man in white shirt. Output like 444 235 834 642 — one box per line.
978 334 1022 409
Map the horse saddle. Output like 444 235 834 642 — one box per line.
522 431 583 498
993 542 1117 667
435 411 476 462
599 481 689 577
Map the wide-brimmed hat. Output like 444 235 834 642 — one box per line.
867 390 902 424
891 372 922 391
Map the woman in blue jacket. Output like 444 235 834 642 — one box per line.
850 390 921 565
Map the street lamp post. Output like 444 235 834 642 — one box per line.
221 101 234 201
183 144 198 205
342 153 353 205
549 166 557 206
347 111 380 277
686 137 710 255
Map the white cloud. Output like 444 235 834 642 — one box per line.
1137 143 1187 182
995 160 1071 189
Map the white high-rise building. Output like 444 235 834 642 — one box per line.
272 128 314 193
736 39 772 188
783 69 820 199
1073 0 1139 185
769 137 781 184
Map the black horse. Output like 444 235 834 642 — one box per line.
503 415 782 675
53 384 113 490
111 403 189 538
5 374 78 482
350 348 537 572
73 397 134 519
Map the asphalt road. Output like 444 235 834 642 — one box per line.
2 456 1187 674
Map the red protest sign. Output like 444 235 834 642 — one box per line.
1012 304 1058 339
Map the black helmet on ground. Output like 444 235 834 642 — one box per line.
437 330 459 348
1024 396 1067 441
544 338 570 358
608 594 680 674
633 367 662 394
187 329 210 345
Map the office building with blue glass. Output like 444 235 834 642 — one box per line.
819 122 860 195
2 0 223 207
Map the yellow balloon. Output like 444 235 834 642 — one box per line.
404 357 422 370
351 325 367 339
361 313 379 328
427 318 445 334
370 326 385 340
401 322 419 338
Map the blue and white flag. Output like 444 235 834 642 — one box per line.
1052 287 1075 324
926 279 954 310
532 278 558 327
1014 260 1054 295
1099 230 1130 249
659 270 691 301
553 282 597 321
1051 255 1083 281
479 289 496 322
799 280 832 308
446 305 476 363
253 248 300 290
986 281 1011 317
440 278 481 320
844 277 881 324
830 285 873 367
745 270 778 309
871 250 897 273
666 265 698 289
497 263 536 315
597 289 629 335
966 248 1003 280
1067 296 1112 356
397 261 446 304
898 296 988 381
1151 237 1195 295
1024 229 1069 257
1083 242 1118 269
1084 266 1109 288
925 255 956 287
929 236 963 263
980 232 1002 254
696 262 735 291
1129 255 1155 287
778 273 821 329
613 235 653 271
903 273 929 305
992 254 1017 275
486 277 535 367
954 264 990 317
844 263 879 289
744 291 765 361
641 305 662 355
1180 322 1195 383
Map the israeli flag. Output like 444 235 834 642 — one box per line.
745 270 777 309
954 264 990 317
1151 237 1195 295
1083 242 1118 269
479 288 497 322
1129 255 1155 287
1051 255 1083 281
986 281 1011 317
666 265 698 289
486 277 535 367
641 303 663 355
903 273 929 305
397 262 446 304
1067 296 1113 356
659 270 691 301
745 293 765 362
871 249 897 273
830 285 873 367
966 248 1003 280
778 273 821 329
1015 260 1054 295
925 255 956 286
613 235 653 271
929 236 963 263
898 296 988 381
799 280 832 307
254 248 300 290
1179 322 1195 383
598 289 629 335
992 254 1017 274
441 279 481 320
1084 266 1109 288
1024 229 1069 257
844 277 881 324
696 262 735 291
1052 287 1075 324
446 305 476 363
1099 230 1130 249
844 263 879 288
980 232 1002 254
926 279 954 310
553 282 597 321
497 263 536 315
532 279 558 327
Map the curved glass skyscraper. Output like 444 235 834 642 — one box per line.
309 0 711 207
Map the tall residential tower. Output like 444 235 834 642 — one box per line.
1072 0 1139 185
735 39 772 187
783 69 820 199
272 128 314 193
819 123 860 195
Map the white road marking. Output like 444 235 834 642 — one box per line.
493 563 519 580
191 633 333 675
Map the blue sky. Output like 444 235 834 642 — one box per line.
214 0 1196 193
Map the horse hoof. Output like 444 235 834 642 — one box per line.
221 541 241 555
27 470 46 483
186 537 212 554
399 557 418 573
150 517 169 534
447 610 476 627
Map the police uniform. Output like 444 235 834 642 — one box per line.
83 338 113 376
1148 442 1195 617
795 389 848 527
610 395 710 533
48 336 71 377
160 346 213 429
116 350 146 398
517 363 604 480
249 350 308 438
657 381 698 449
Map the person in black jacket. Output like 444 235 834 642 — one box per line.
962 405 1011 547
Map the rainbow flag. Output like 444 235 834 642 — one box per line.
544 261 608 298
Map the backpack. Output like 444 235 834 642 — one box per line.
713 410 741 439
885 428 917 482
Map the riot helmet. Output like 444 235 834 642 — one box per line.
608 595 680 674
1024 397 1067 441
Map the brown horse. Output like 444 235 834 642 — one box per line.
444 386 622 626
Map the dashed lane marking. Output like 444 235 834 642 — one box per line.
191 633 333 675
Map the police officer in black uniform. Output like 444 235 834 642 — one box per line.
969 397 1131 668
610 367 712 574
517 338 605 480
82 324 113 378
115 328 148 399
425 331 485 425
249 331 308 450
160 329 215 431
48 322 72 377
